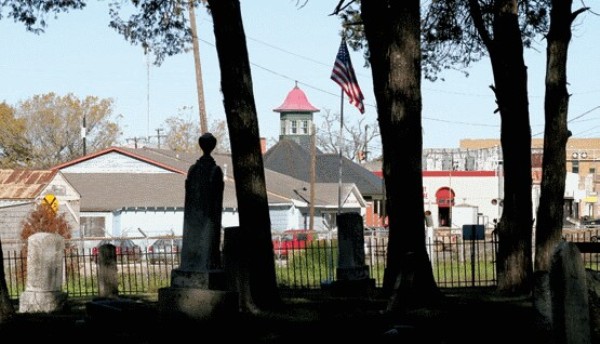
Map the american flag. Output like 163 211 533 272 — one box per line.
331 38 365 114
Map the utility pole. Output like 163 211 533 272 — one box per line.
81 113 87 156
309 124 316 231
188 1 208 134
364 124 368 162
126 137 147 149
155 128 164 149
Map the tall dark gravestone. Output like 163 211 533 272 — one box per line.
159 133 237 322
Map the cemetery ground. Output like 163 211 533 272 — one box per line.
0 287 545 344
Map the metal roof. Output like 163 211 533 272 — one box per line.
273 85 319 113
0 169 58 200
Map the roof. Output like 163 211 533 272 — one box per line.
263 140 384 199
273 85 319 113
52 146 189 175
0 169 58 200
53 144 364 211
62 173 189 211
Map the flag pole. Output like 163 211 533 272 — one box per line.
337 89 344 215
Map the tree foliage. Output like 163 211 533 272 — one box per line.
339 1 550 81
107 0 199 65
0 0 85 33
420 0 549 81
0 102 29 168
21 202 72 241
3 92 122 168
163 110 230 154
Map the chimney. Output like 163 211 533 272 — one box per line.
260 137 267 154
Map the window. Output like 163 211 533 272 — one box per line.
291 120 297 134
572 161 579 174
301 120 308 134
81 217 106 237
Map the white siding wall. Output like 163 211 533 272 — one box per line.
61 153 171 173
423 175 501 228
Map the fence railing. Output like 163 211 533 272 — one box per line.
3 230 599 300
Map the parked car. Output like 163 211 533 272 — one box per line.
91 239 142 263
147 238 183 265
583 218 600 228
272 229 316 259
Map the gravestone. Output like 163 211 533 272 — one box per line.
549 241 591 344
19 232 67 313
159 133 237 322
425 211 434 264
329 212 375 297
97 243 119 299
85 242 152 327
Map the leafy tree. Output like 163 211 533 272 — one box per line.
163 110 230 154
21 202 72 241
0 0 85 34
109 0 281 312
9 92 121 168
316 108 380 161
205 0 281 312
0 102 30 168
417 0 556 295
355 1 442 312
534 2 587 272
0 0 85 323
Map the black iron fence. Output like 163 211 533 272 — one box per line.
3 229 599 300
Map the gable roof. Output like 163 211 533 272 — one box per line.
263 140 384 199
0 169 59 200
55 146 351 212
52 146 188 174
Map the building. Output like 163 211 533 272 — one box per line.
0 169 80 252
461 138 600 221
51 146 365 250
265 84 386 228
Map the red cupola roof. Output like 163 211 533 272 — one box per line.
273 83 319 113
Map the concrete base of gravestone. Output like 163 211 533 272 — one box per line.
170 268 226 290
337 265 370 280
158 287 238 322
327 265 375 297
19 290 67 313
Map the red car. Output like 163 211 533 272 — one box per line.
272 229 316 258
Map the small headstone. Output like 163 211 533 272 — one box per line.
330 212 374 296
19 232 67 313
425 211 434 263
97 243 119 299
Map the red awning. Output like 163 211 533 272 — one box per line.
435 187 455 208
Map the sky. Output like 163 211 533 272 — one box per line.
1 1 599 154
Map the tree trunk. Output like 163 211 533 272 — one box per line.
485 0 534 294
361 0 441 311
0 241 15 323
206 0 281 312
534 0 578 273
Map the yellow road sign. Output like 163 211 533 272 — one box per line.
43 194 59 213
